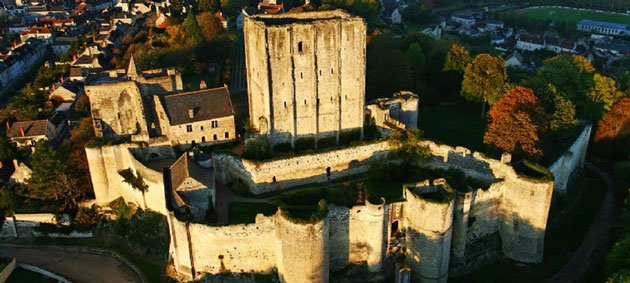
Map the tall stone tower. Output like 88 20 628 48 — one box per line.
244 10 366 147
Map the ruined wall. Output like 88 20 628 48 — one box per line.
548 124 592 194
244 10 365 145
214 141 390 194
85 144 169 214
328 200 387 272
85 81 150 140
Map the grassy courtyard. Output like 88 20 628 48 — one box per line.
228 202 278 224
418 103 487 152
519 7 630 26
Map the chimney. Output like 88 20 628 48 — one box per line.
5 121 10 131
109 70 118 78
12 159 19 169
188 108 195 118
20 126 25 136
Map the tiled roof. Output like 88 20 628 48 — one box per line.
162 86 234 126
8 120 48 138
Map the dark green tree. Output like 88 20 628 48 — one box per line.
28 141 66 200
182 11 204 47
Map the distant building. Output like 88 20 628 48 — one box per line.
577 19 628 36
390 8 402 24
50 79 82 102
9 159 31 185
516 34 545 51
505 50 524 68
593 37 630 56
451 14 475 26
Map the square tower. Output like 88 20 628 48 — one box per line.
244 10 367 147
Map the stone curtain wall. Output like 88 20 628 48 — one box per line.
85 144 168 214
548 124 592 194
168 211 330 282
213 141 391 194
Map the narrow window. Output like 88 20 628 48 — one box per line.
200 125 204 131
211 120 218 128
330 96 333 102
304 99 307 105
202 136 206 142
225 132 229 138
317 98 320 105
186 125 193 132
283 101 287 108
331 68 334 74
298 41 303 52
300 72 303 79
213 134 218 140
319 69 322 76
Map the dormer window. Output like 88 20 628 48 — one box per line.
188 108 196 118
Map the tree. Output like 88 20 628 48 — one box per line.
588 73 625 112
406 43 426 80
483 86 547 157
594 98 630 161
182 11 204 47
196 12 222 40
28 141 66 200
367 50 413 99
443 43 470 73
197 0 219 12
0 136 16 162
388 127 430 165
549 93 578 133
462 54 508 116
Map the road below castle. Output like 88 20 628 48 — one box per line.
0 245 143 283
545 163 622 283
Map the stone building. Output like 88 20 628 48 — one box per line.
159 86 236 146
244 10 366 147
85 59 236 147
7 111 67 148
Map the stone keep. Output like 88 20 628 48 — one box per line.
244 10 366 146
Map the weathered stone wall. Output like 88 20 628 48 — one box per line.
85 144 169 214
328 200 387 272
403 183 453 283
85 81 150 140
244 10 365 145
214 141 391 194
548 124 592 194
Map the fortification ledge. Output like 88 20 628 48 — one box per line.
248 10 360 25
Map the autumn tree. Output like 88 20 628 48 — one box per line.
588 73 625 112
388 127 430 165
196 12 222 40
197 0 219 12
182 11 204 47
594 98 630 161
484 86 547 157
443 43 470 73
462 53 508 116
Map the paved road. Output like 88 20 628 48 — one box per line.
0 245 142 283
545 163 622 283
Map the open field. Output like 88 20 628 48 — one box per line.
519 7 630 25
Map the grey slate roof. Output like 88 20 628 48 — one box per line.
578 19 627 30
162 86 234 126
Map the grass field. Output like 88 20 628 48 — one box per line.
520 7 630 25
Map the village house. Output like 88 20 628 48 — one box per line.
577 19 628 36
7 112 67 148
49 79 82 102
0 38 46 88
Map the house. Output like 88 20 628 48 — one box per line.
7 112 67 148
490 34 505 45
161 86 236 145
9 159 31 185
593 37 630 56
544 36 575 54
19 26 54 44
73 54 102 69
451 13 475 26
49 79 82 102
390 8 402 24
486 19 503 30
69 67 89 82
505 50 524 68
51 36 78 55
0 38 46 89
577 19 628 36
516 33 545 51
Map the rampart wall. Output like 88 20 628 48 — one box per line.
213 141 390 194
548 124 591 194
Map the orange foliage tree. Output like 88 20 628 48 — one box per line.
595 97 630 141
483 86 547 157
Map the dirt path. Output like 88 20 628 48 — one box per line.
0 245 143 283
545 163 622 283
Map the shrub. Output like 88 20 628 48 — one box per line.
118 169 149 192
339 129 362 145
512 159 554 181
273 142 292 153
242 137 271 160
294 137 315 151
318 136 337 149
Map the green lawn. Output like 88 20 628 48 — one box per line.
520 7 630 26
228 202 278 224
450 177 607 282
418 103 486 152
6 267 57 283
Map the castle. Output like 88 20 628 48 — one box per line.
82 10 591 283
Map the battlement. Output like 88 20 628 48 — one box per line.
248 10 357 25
